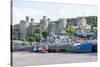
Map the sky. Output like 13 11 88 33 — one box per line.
12 0 97 25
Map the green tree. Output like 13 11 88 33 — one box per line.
42 30 49 38
32 27 43 42
26 36 35 45
66 26 76 36
33 34 42 42
86 16 97 27
34 27 42 34
91 27 97 33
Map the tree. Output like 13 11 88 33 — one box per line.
33 34 42 42
25 36 35 45
33 28 49 42
32 27 43 42
34 27 42 34
91 27 97 33
42 30 49 38
66 26 76 36
86 16 97 27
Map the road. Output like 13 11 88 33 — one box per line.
12 51 97 66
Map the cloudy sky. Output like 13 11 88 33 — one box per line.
12 0 97 25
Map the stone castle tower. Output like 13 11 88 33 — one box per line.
58 18 67 33
27 18 35 36
40 16 49 30
77 17 87 33
20 16 30 40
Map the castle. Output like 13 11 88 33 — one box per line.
20 16 67 40
12 16 91 40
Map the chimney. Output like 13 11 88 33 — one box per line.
26 16 29 21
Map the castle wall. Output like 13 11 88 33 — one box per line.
48 18 67 34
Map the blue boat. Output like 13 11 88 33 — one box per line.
72 42 93 52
